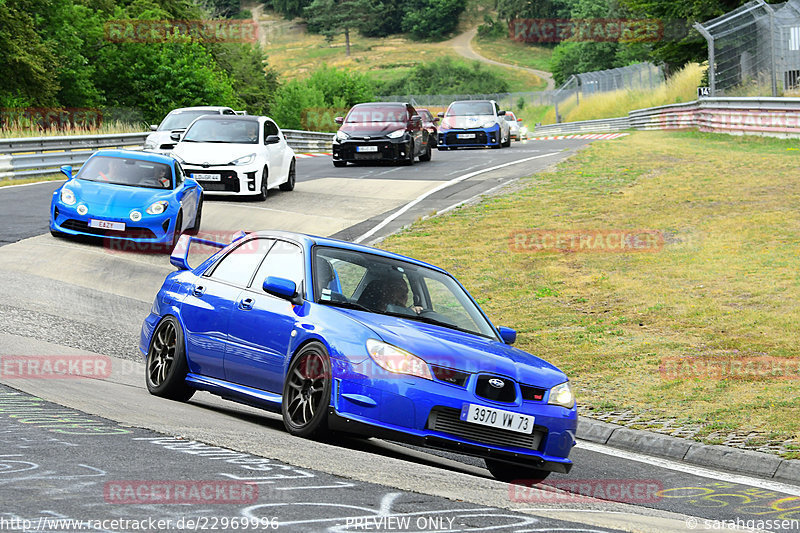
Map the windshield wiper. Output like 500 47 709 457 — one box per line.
383 311 490 339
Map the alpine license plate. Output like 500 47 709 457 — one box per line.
88 219 126 232
356 146 378 152
457 133 476 139
192 173 221 181
460 403 534 434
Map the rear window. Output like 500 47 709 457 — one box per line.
346 106 408 124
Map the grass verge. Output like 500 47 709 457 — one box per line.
380 130 800 447
473 36 553 73
0 175 63 188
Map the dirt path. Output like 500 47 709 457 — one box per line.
450 28 555 91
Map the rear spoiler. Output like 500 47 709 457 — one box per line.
170 230 248 270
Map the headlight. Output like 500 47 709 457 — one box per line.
482 121 497 129
230 153 256 166
145 201 169 215
335 131 350 142
60 188 76 206
366 339 432 380
548 381 575 409
439 122 450 130
143 140 156 150
387 129 406 139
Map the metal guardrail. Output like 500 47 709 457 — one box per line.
534 97 800 137
0 130 334 180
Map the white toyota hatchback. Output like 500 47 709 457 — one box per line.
172 115 296 200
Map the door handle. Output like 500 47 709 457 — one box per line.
239 298 254 310
192 285 205 297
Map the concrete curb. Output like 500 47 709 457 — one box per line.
578 416 800 484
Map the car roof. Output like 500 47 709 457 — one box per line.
351 102 409 107
192 115 261 122
89 149 175 165
168 106 232 113
247 230 448 274
449 100 494 105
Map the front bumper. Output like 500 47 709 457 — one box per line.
332 138 413 163
437 125 501 149
50 200 175 245
182 163 263 195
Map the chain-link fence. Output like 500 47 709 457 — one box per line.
695 0 800 96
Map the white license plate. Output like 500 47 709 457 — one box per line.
89 219 126 232
460 403 534 434
356 146 378 152
457 133 476 139
192 173 221 181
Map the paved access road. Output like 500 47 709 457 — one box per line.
1 140 799 532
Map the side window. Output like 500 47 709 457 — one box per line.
264 120 279 140
208 239 275 286
251 240 304 292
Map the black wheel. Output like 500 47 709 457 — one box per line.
186 198 202 235
485 458 551 484
282 342 332 439
168 212 183 252
257 167 268 201
333 160 347 167
502 134 511 147
279 159 296 191
402 142 415 165
419 142 432 162
145 316 194 401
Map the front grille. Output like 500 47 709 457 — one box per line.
354 152 382 160
61 219 157 239
431 366 469 387
445 131 489 145
337 142 400 161
475 375 516 403
520 385 546 402
185 170 240 192
427 406 544 450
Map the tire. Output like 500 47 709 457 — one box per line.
502 134 511 147
282 342 332 439
279 159 296 191
186 197 202 235
419 142 432 162
145 316 195 402
257 167 268 201
168 212 183 252
333 160 347 167
402 142 415 166
485 458 551 484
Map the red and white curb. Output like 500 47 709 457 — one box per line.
295 152 332 159
527 133 629 141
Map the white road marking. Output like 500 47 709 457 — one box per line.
576 440 800 496
353 152 560 244
0 179 65 190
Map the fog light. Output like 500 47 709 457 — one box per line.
76 205 88 216
130 210 142 222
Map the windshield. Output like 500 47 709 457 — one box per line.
446 102 494 117
182 119 259 144
313 247 499 340
346 106 407 124
78 156 172 189
158 110 217 131
504 113 516 121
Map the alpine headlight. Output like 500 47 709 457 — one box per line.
230 153 256 166
60 188 76 206
387 129 406 139
366 339 432 380
335 131 350 142
548 381 575 409
482 121 497 129
146 201 169 215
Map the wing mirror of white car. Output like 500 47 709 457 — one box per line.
334 116 344 125
437 112 445 118
150 125 158 131
498 110 506 116
265 135 281 145
170 132 181 142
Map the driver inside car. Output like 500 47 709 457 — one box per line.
383 276 423 315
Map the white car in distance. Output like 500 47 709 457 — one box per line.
172 115 296 200
143 106 243 154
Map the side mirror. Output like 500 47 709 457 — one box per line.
170 132 181 142
498 110 506 116
265 135 281 145
263 276 303 306
517 118 523 122
411 114 422 122
334 117 344 125
150 125 158 131
433 117 440 124
497 326 517 345
60 165 73 179
437 112 444 118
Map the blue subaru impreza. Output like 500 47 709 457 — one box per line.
140 231 577 482
50 149 202 250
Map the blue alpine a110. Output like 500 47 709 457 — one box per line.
140 231 577 482
50 149 202 249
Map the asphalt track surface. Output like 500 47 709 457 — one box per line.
1 141 799 532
